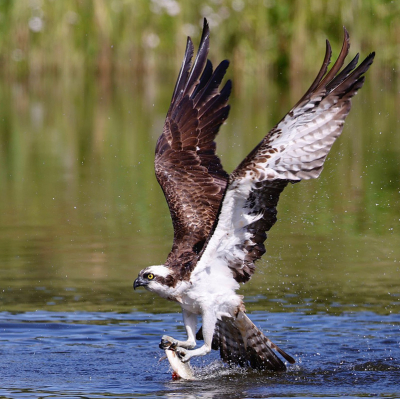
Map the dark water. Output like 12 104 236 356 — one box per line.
1 41 400 397
1 310 399 398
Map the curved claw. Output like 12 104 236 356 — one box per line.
159 341 169 350
176 347 190 363
160 336 177 350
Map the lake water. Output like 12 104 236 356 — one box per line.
0 61 399 397
1 310 399 398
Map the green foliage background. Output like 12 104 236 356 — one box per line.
0 0 398 90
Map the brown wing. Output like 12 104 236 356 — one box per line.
195 28 375 283
155 19 231 270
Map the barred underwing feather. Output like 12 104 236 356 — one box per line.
195 33 375 284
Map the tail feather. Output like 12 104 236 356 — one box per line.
196 311 294 371
214 316 249 367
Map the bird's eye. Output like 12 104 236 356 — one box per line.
147 273 154 280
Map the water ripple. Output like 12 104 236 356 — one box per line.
0 310 399 398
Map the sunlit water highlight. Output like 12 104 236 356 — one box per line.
1 310 399 398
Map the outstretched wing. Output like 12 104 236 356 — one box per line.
195 28 375 283
155 19 231 269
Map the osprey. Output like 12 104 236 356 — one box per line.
134 19 374 371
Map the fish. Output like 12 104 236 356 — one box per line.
161 340 195 380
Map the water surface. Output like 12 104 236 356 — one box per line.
1 310 399 398
0 47 399 397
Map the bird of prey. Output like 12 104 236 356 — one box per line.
134 19 374 371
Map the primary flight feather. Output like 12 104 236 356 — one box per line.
134 19 374 371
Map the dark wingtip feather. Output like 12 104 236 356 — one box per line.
202 18 210 41
317 27 351 89
343 26 350 46
194 59 231 111
192 59 213 98
367 51 376 63
182 17 211 98
294 28 372 109
293 39 332 107
326 53 360 92
219 59 230 69
169 37 194 109
223 79 232 98
170 20 211 110
344 51 375 86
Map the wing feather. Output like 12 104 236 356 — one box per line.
195 30 374 283
155 19 231 272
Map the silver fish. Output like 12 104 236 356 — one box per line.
162 341 195 380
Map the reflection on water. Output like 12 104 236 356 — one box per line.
0 64 399 397
0 75 399 315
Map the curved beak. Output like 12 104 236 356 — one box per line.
133 277 146 290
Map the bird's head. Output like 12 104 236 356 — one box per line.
133 265 174 294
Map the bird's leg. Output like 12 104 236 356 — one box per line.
160 309 197 350
175 311 216 363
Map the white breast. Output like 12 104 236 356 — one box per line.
180 259 242 317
